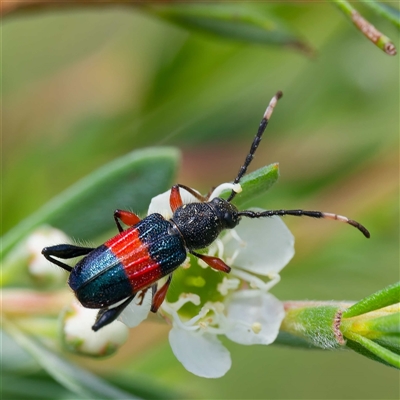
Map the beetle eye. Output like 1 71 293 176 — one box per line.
223 212 236 228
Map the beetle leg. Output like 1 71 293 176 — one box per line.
114 209 141 232
42 244 95 272
170 185 184 212
150 275 172 313
204 187 216 201
92 295 135 332
170 184 209 212
176 184 208 202
191 251 231 273
137 287 151 305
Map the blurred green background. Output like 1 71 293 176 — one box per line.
2 3 399 399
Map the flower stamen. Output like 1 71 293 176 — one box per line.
231 268 281 292
218 277 240 295
209 183 242 200
184 307 210 327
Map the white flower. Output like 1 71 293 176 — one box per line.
63 302 129 357
120 183 294 378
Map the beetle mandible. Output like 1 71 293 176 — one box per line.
42 91 370 331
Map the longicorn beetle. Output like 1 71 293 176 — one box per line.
42 91 370 331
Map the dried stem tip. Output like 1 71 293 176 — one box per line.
264 91 283 120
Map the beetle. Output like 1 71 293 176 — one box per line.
42 91 370 331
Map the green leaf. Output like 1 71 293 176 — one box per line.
2 318 141 399
363 312 400 354
146 4 312 54
1 371 75 400
107 374 185 400
1 147 180 257
1 329 38 372
359 0 400 29
374 336 400 355
345 338 396 369
340 289 400 369
343 282 400 318
220 163 280 208
344 331 400 369
366 312 400 336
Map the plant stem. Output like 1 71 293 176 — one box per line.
332 0 397 55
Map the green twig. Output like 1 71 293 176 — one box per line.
332 0 397 55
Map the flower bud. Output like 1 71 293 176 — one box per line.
25 226 71 286
3 226 71 287
62 302 129 357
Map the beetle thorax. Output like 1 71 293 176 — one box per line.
171 198 240 250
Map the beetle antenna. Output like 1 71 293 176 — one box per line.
227 91 283 203
237 209 370 238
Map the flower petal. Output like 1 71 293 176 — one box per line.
118 290 152 328
225 290 285 345
169 328 231 378
224 213 294 275
148 191 173 219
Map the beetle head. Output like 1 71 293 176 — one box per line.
209 197 240 230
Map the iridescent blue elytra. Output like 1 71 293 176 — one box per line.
69 214 186 309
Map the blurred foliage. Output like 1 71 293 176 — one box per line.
2 148 179 256
2 2 399 399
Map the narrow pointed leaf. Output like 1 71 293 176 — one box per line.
365 311 400 336
2 147 180 257
2 370 81 399
220 163 279 208
359 0 400 28
147 5 312 54
343 282 400 318
345 331 400 369
2 319 140 399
